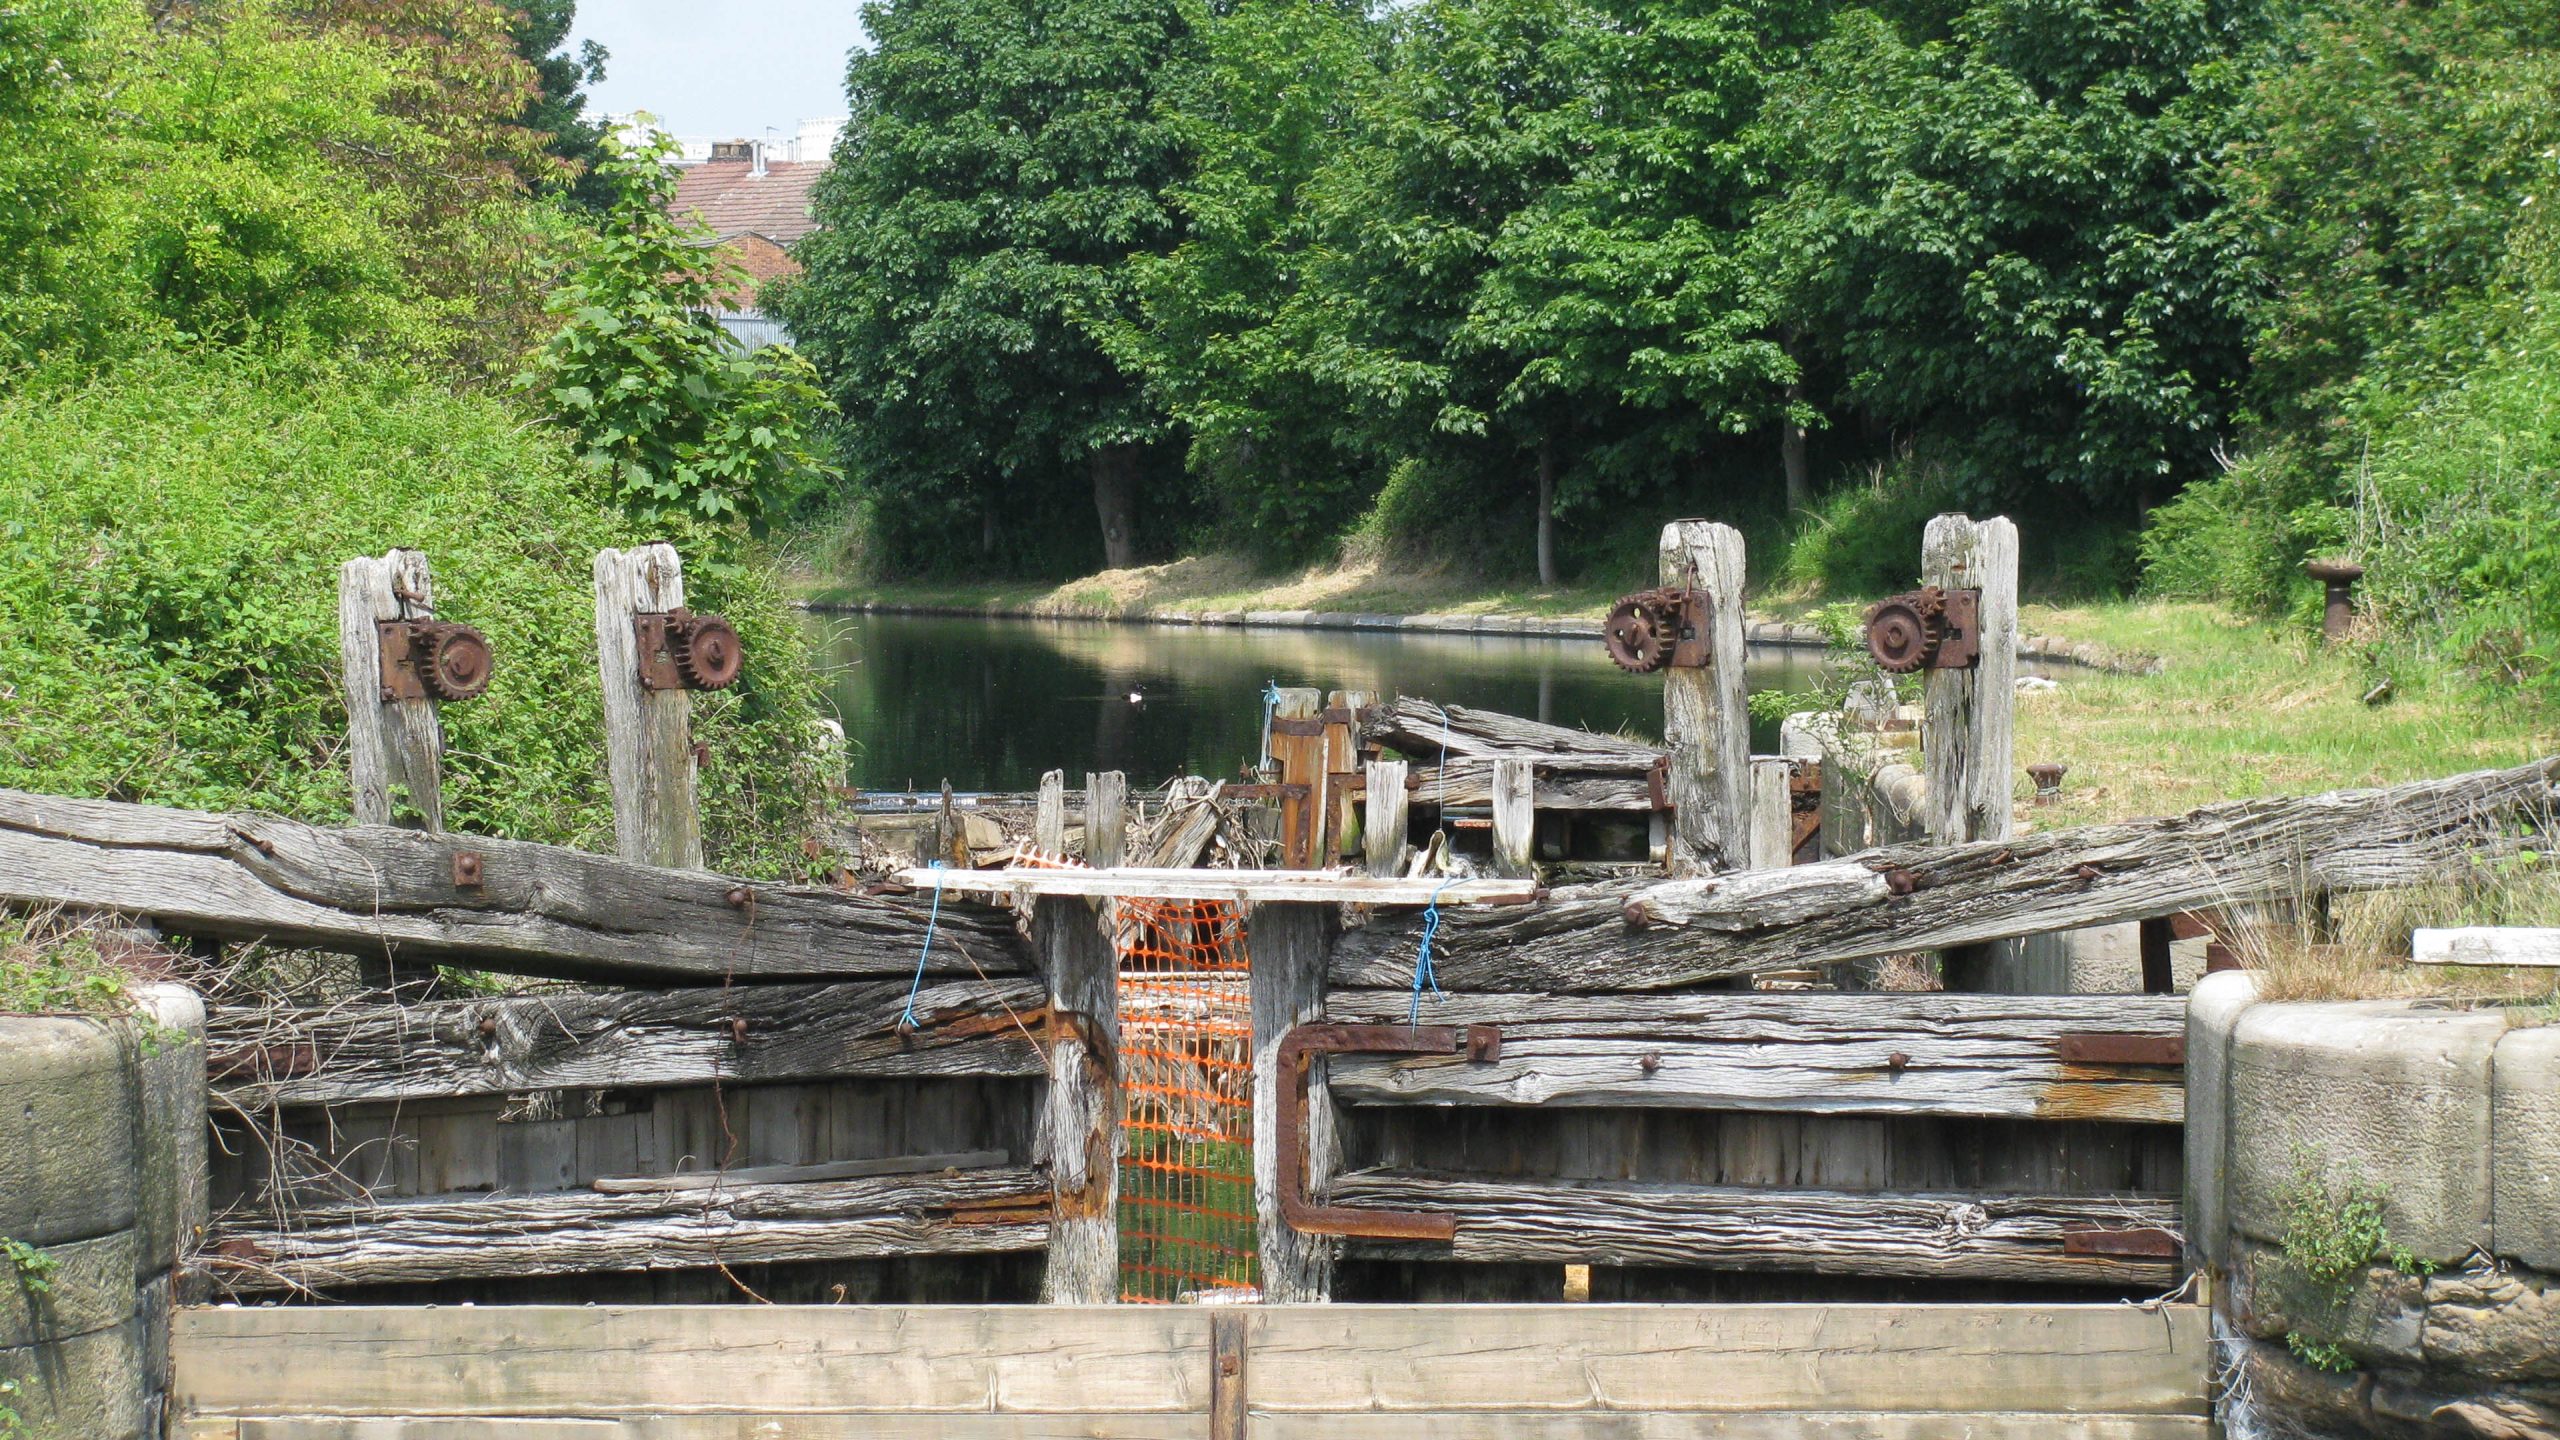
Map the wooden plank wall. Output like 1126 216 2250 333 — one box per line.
171 1302 2212 1437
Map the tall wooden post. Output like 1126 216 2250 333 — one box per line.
593 544 703 870
1747 756 1793 870
1034 892 1120 1303
1659 520 1751 875
339 549 445 832
1922 515 2019 989
1920 514 2018 846
1250 902 1333 1301
1269 688 1324 868
1034 769 1067 857
1086 771 1128 869
1321 690 1373 861
1364 759 1409 878
1491 757 1536 878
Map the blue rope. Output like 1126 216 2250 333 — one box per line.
1407 879 1454 1027
1259 679 1282 769
899 861 946 1030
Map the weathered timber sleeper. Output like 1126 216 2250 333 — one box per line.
205 1165 1050 1291
0 788 1027 984
209 976 1051 1110
1329 1169 2181 1287
1321 990 2184 1123
1330 759 2559 991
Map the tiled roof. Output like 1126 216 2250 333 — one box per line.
671 160 825 248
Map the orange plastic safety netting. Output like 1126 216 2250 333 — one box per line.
1006 849 1260 1303
1112 895 1258 1303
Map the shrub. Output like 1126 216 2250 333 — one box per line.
0 349 828 877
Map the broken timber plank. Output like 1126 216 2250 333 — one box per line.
904 866 1537 906
1328 1170 2180 1287
209 977 1050 1110
1363 698 1661 765
203 1166 1050 1291
2412 927 2560 966
1405 759 1653 812
1330 758 2560 991
0 787 1028 984
591 1151 1009 1193
1322 990 2184 1123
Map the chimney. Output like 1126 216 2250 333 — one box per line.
751 139 767 179
709 139 755 164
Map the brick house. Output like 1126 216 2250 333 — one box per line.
671 139 827 349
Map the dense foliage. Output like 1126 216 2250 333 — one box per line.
0 0 839 867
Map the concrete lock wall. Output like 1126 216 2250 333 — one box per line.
0 985 207 1440
2187 973 2560 1439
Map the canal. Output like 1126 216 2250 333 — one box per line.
807 612 1834 795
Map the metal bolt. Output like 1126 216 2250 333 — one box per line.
725 886 751 910
1887 1052 1911 1072
729 1017 749 1044
1622 897 1651 928
1639 1051 1661 1074
477 1015 497 1038
1884 869 1919 897
452 851 484 888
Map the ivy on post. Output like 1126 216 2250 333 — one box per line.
593 544 703 871
1659 520 1751 875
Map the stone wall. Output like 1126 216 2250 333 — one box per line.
0 985 206 1439
2189 973 2558 1438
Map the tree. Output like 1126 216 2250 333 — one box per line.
517 136 836 531
1761 0 2272 505
0 0 122 372
511 0 617 211
779 0 1193 573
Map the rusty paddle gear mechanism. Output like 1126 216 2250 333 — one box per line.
1602 587 1712 674
1276 1022 1500 1240
377 620 493 703
634 609 745 691
1863 586 1981 673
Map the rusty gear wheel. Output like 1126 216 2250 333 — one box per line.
414 623 493 702
669 611 744 691
1864 587 1948 674
1603 590 1680 674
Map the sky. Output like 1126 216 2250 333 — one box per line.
569 1 867 140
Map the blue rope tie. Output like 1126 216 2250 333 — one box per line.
900 861 946 1030
1408 879 1454 1027
1259 679 1282 770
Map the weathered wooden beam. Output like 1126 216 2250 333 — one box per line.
1747 756 1792 870
1921 514 2019 847
591 1152 1010 1193
204 1166 1050 1291
1364 760 1409 878
594 543 703 870
902 866 1536 906
1035 770 1067 856
1491 758 1535 879
2413 927 2560 966
1251 905 1336 1302
1324 990 2183 1123
1363 698 1659 766
1330 759 2560 991
1331 1170 2180 1287
0 788 1029 984
1271 689 1325 869
1034 895 1119 1304
208 976 1051 1110
1660 520 1752 874
1409 761 1652 813
1086 771 1128 870
338 549 446 834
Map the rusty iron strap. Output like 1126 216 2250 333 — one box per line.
1276 1022 1500 1240
2062 1225 2182 1258
2055 1033 2186 1066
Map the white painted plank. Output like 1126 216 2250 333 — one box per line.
899 867 1536 906
239 1420 1203 1439
1253 1414 2210 1439
2413 927 2560 966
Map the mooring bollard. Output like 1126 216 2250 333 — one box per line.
2305 558 2365 641
2029 761 2068 807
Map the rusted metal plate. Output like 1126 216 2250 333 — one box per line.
2062 1225 2181 1258
1935 587 1981 668
1267 717 1325 738
2055 1033 2186 1066
1667 590 1714 670
1277 1023 1500 1240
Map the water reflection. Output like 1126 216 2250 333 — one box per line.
806 613 1832 794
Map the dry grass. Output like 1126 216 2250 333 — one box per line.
2204 859 2560 1014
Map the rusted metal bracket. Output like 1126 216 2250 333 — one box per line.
633 609 745 692
2062 1225 2181 1258
1646 754 1672 813
1666 589 1713 669
2054 1033 2186 1066
1864 586 1981 672
378 619 493 703
1277 1022 1500 1240
1267 717 1326 738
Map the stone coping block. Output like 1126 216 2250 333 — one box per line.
2228 1001 2507 1264
0 1317 148 1439
0 1230 139 1349
2185 970 2259 1270
132 982 209 1281
2493 1026 2560 1272
0 1017 139 1246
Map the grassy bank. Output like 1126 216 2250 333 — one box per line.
792 551 1641 621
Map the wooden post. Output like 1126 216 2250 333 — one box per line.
1920 514 2019 846
1033 894 1120 1303
339 550 445 832
1250 902 1332 1302
593 544 703 870
1322 690 1373 860
1659 520 1750 875
1491 757 1535 879
1034 769 1067 857
1922 514 2019 990
1085 771 1127 869
1364 759 1409 878
1747 756 1793 870
1269 688 1324 869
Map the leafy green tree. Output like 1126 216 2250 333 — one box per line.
518 136 836 531
777 0 1193 573
0 0 122 372
1763 0 2271 505
511 0 617 210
